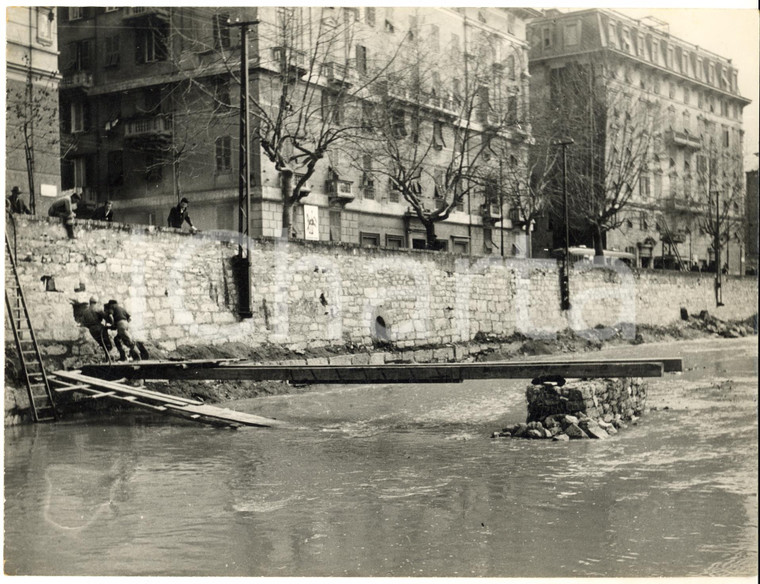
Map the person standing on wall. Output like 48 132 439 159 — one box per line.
47 192 81 239
92 200 114 222
7 186 31 214
168 197 197 232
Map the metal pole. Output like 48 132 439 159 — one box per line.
552 137 574 311
228 18 259 319
714 189 724 306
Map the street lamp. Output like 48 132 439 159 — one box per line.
552 137 574 310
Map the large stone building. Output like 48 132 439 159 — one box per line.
56 6 538 255
527 9 750 273
5 6 61 214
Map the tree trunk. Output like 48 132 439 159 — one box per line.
280 170 295 239
424 220 438 250
592 224 605 263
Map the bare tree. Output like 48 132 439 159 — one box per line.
6 57 62 213
695 127 746 272
169 7 404 238
352 25 525 249
546 58 662 257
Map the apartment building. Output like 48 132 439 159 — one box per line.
6 6 61 214
528 9 750 273
56 6 538 255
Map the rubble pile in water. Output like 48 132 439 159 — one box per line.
492 377 646 441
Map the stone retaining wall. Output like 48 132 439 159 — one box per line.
5 216 758 353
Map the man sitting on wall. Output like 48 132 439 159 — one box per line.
92 200 114 222
47 192 81 239
7 186 31 214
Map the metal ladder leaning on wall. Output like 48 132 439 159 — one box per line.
4 233 57 422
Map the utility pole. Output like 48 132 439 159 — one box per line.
553 137 574 310
227 17 259 319
713 189 724 307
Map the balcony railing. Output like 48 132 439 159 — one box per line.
60 71 93 90
665 129 702 150
124 115 172 138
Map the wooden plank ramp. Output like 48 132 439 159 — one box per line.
49 370 289 429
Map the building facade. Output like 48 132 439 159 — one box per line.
6 6 61 214
56 6 539 256
528 8 750 273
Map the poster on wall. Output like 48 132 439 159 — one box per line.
304 204 320 241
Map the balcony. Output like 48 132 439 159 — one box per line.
322 61 354 87
481 203 502 224
124 115 172 140
665 129 702 150
326 178 355 204
60 71 93 91
122 7 170 21
272 47 308 79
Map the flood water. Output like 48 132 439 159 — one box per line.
3 337 758 577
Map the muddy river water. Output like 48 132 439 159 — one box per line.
3 337 757 577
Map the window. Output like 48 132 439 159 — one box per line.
429 24 439 52
73 157 88 188
391 109 406 137
682 111 690 132
66 40 91 72
621 27 632 52
564 22 579 46
107 151 124 186
36 8 53 44
723 128 730 148
432 121 445 150
105 35 120 67
720 100 729 117
362 155 375 199
683 86 690 105
68 7 83 21
654 174 662 197
145 153 163 183
452 238 469 255
136 24 169 64
608 21 618 48
507 54 516 80
214 77 231 107
105 7 119 12
356 45 367 75
385 235 404 249
669 82 676 99
213 13 231 49
70 102 87 133
640 175 651 199
365 7 375 27
639 211 649 230
360 232 380 247
542 27 553 49
507 13 515 35
215 136 232 172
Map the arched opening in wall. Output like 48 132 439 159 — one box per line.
374 316 390 342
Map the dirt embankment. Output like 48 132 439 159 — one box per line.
5 312 756 423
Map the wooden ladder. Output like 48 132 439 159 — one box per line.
4 233 57 422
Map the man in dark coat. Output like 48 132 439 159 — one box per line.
79 296 114 360
7 186 31 214
92 200 114 222
167 197 196 231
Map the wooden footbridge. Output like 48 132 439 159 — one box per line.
41 356 681 429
